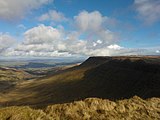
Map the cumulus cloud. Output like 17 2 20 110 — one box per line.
6 24 159 57
6 11 120 57
156 50 160 53
0 33 16 54
0 0 53 20
108 44 123 50
74 11 118 45
74 11 105 32
7 24 69 57
4 24 107 56
38 10 67 22
23 24 62 45
134 0 160 24
3 10 159 57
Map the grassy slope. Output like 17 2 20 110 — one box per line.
0 96 160 120
0 67 88 106
0 67 32 81
0 67 33 92
0 56 160 107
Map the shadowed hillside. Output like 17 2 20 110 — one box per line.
0 56 160 107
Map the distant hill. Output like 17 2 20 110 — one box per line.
0 56 160 107
14 62 56 69
13 61 82 69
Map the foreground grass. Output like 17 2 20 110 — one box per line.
0 96 160 120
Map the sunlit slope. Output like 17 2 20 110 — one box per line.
0 56 160 107
0 67 33 92
0 67 89 106
0 67 32 81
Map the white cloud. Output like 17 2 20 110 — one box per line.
38 10 67 22
3 10 160 57
74 11 118 45
108 44 123 50
6 25 83 57
17 24 26 30
97 40 102 44
7 11 119 57
134 0 160 24
0 0 53 20
23 24 62 45
6 24 70 57
74 11 105 32
6 25 158 57
156 50 160 53
0 33 16 54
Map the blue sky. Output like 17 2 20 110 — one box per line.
0 0 160 57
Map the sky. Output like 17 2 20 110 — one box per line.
0 0 160 57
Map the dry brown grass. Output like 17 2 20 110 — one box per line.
0 96 160 120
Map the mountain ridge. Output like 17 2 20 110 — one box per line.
0 56 160 108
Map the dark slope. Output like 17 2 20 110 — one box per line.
1 56 160 107
83 58 160 99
